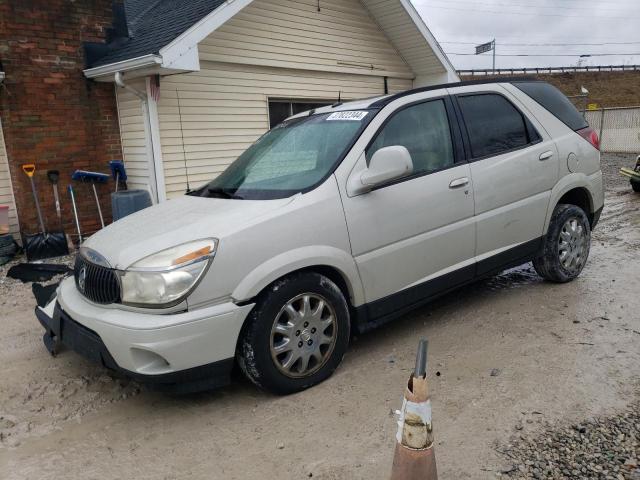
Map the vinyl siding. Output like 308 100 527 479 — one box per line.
0 116 19 236
199 0 414 79
115 81 153 192
361 0 450 83
158 61 412 198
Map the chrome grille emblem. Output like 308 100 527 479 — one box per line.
78 267 87 293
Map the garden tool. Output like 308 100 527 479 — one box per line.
71 170 110 229
67 184 82 244
46 170 62 225
21 164 69 260
47 170 74 251
109 160 128 192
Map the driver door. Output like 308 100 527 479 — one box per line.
341 96 475 319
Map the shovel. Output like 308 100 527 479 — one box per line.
47 170 74 251
21 164 69 261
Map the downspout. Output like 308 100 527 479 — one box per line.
114 72 161 202
115 71 146 100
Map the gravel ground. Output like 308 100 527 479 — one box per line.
600 153 637 191
501 402 640 479
0 153 638 479
0 254 74 308
495 153 640 480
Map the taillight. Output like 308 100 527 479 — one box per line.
577 126 600 151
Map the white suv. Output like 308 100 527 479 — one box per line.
37 79 603 394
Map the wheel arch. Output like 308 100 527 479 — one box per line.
558 187 594 223
231 246 365 308
544 175 598 232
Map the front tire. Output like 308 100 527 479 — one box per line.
533 204 591 283
237 272 350 395
631 180 640 193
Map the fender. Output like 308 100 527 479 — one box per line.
231 245 366 307
543 172 602 233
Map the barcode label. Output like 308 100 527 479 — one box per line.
326 111 369 121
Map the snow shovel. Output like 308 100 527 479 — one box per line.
47 170 74 251
109 160 128 192
72 170 110 229
68 184 82 244
21 164 69 261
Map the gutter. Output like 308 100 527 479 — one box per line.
83 54 162 79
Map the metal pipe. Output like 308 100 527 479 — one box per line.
68 185 82 244
91 183 105 228
114 71 147 102
414 339 428 378
29 176 46 233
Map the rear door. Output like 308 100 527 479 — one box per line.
448 84 558 274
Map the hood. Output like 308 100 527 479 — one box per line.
83 195 295 269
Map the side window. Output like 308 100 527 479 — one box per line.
367 99 455 176
458 94 532 158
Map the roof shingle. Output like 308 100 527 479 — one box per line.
91 0 227 67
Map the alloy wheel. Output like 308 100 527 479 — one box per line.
558 217 587 272
269 293 338 378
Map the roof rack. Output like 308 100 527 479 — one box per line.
370 76 539 108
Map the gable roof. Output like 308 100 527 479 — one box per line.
85 0 458 83
91 0 226 67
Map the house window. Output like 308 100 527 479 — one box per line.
268 100 333 128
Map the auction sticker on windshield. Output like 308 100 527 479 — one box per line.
326 111 369 121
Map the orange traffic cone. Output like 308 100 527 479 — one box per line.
390 339 437 480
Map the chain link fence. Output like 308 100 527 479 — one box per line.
585 107 640 154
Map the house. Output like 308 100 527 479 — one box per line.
0 0 456 240
0 2 121 239
84 0 458 202
0 69 19 235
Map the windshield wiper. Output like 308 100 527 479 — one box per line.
206 187 244 200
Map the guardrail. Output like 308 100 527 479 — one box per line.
458 65 640 76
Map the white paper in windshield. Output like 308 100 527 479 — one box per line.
326 111 369 121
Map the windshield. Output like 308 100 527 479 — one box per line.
194 110 374 200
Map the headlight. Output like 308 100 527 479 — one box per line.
120 239 216 307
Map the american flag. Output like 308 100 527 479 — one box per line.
150 74 161 103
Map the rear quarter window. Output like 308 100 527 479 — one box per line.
457 93 533 159
513 81 588 131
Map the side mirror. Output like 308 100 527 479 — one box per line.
360 146 413 188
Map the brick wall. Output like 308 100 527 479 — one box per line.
0 0 122 241
460 71 640 108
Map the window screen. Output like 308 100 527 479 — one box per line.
458 94 530 158
513 81 588 131
367 99 455 175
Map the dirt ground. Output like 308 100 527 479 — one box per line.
1 154 639 480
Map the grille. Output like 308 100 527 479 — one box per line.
74 256 121 305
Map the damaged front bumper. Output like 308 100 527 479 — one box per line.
35 284 251 393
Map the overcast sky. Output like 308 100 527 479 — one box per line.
412 0 640 71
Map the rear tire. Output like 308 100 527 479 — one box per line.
237 272 350 395
533 204 591 283
631 180 640 193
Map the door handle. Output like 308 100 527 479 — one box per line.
449 177 469 189
539 151 554 161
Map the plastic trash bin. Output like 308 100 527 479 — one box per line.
111 190 152 222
